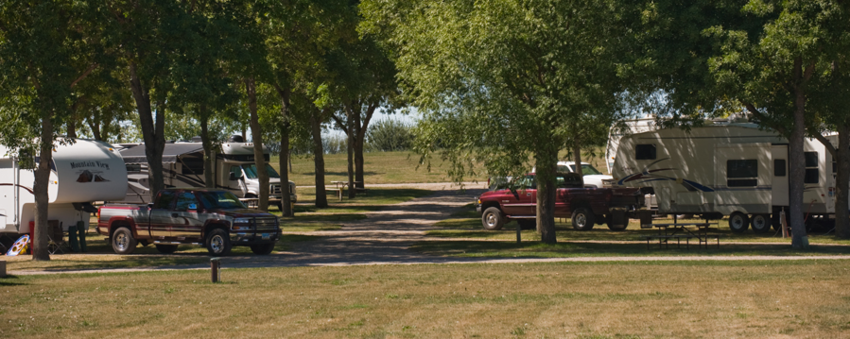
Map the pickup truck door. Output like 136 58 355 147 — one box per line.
149 190 177 238
501 175 537 216
555 173 584 218
170 191 205 239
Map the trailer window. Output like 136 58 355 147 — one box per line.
727 159 758 187
635 144 656 160
805 152 818 184
774 159 786 177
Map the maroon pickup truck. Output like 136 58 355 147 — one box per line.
476 173 643 231
97 188 280 256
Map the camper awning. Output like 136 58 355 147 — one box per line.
120 144 204 164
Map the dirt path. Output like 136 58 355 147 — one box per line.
9 183 850 275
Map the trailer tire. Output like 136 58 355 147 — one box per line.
155 244 178 254
250 243 275 255
516 219 536 230
728 212 749 233
606 215 627 231
111 227 137 254
751 214 771 233
205 228 232 256
481 207 506 230
571 207 595 231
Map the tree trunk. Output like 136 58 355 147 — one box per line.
245 78 269 210
200 110 215 189
353 108 364 189
535 144 559 244
789 89 809 249
67 110 77 139
32 114 53 261
310 110 328 208
836 122 850 239
346 116 356 199
129 63 165 200
572 133 582 175
353 103 377 189
277 86 293 217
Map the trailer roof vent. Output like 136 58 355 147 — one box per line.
228 135 244 143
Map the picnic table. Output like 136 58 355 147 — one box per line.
640 221 721 249
329 181 363 201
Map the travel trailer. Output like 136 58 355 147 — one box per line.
606 117 659 174
611 124 838 232
118 136 296 210
0 139 128 244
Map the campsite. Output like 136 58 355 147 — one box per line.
2 1 850 338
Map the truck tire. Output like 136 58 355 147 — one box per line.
728 212 749 233
517 219 536 230
571 207 595 231
250 243 275 255
481 207 506 230
205 228 232 255
155 244 178 254
111 227 137 254
751 214 771 233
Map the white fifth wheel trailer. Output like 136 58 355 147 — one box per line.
117 136 297 210
0 139 128 246
611 124 838 233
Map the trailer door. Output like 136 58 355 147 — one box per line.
771 145 789 207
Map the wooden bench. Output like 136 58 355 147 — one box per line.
640 234 694 250
325 188 343 201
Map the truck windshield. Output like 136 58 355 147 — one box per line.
566 164 603 175
198 191 247 210
241 164 281 179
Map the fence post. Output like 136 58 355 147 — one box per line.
211 258 221 283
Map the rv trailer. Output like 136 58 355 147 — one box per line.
611 124 838 233
0 139 128 245
117 136 297 210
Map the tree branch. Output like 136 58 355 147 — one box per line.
811 130 837 158
70 63 98 88
742 100 788 136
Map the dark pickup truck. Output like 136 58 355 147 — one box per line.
477 173 644 231
97 188 280 255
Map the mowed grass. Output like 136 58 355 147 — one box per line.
425 211 850 257
271 151 487 186
2 261 850 338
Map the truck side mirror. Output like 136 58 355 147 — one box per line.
229 172 242 181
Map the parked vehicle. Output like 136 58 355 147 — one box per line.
117 135 296 211
0 139 128 248
477 173 644 231
489 161 612 192
97 188 280 255
611 123 839 233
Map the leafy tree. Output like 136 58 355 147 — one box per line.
0 1 104 260
361 0 633 243
366 118 414 152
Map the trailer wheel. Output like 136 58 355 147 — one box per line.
155 244 178 254
728 212 749 233
571 207 595 231
606 215 627 231
205 228 232 255
111 227 137 254
481 207 506 230
250 243 275 255
751 214 771 233
517 219 536 230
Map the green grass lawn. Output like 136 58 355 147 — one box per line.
2 260 849 338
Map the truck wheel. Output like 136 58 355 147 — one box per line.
205 228 232 255
481 207 506 230
517 219 536 230
728 212 749 233
155 244 178 254
111 227 137 254
751 214 771 233
571 207 595 231
250 243 275 255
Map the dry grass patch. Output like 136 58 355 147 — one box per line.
1 261 849 338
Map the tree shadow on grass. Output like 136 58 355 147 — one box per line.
411 240 850 258
0 275 27 286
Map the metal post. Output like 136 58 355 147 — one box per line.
211 258 221 283
516 221 521 243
